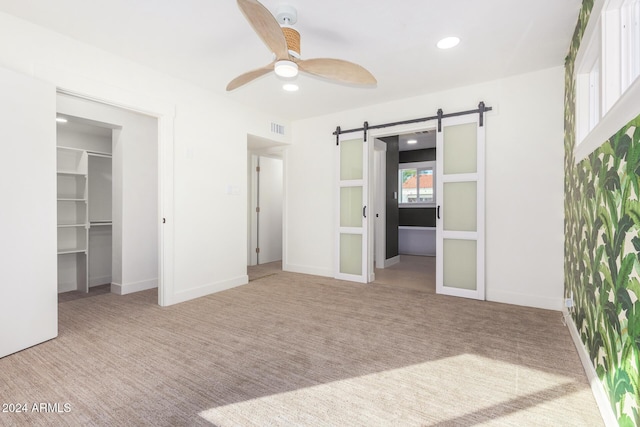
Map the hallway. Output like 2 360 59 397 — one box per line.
373 255 435 293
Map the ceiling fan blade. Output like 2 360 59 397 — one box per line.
226 63 274 91
237 0 289 60
298 58 377 86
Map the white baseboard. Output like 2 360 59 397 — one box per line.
89 275 111 287
111 278 157 296
384 256 400 268
562 306 618 427
168 275 248 305
486 289 562 311
283 263 332 277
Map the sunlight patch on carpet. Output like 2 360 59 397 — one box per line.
199 354 597 426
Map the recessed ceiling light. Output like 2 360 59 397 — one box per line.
56 117 68 123
407 139 418 144
437 36 460 49
283 83 299 92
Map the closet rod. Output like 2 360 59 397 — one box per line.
87 152 112 159
333 101 491 144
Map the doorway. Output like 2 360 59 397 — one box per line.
56 93 161 301
247 135 287 280
370 125 438 293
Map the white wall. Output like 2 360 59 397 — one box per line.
0 11 291 306
286 66 565 310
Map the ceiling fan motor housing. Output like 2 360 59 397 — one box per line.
282 27 300 57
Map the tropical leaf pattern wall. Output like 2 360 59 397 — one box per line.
565 1 640 425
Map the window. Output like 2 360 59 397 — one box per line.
575 0 640 156
398 161 435 207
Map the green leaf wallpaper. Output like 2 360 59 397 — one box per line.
565 1 640 425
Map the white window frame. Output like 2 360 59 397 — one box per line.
575 0 640 163
398 160 436 208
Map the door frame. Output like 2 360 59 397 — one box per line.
373 139 387 271
247 136 288 268
36 64 176 306
367 122 438 281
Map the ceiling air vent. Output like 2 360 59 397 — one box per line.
271 122 285 135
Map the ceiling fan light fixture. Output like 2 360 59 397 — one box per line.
274 60 298 78
437 36 460 49
282 83 299 92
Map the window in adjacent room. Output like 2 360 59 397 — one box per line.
398 161 435 207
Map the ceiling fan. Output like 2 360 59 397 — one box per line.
226 0 377 91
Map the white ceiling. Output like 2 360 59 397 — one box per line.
0 0 580 121
398 131 436 152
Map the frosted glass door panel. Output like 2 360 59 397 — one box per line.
443 123 477 174
443 239 477 290
340 234 362 276
340 186 363 227
443 182 477 232
340 138 363 180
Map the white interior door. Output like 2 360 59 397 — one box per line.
335 135 368 283
257 156 283 264
0 66 58 358
436 114 485 300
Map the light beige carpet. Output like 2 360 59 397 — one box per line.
0 269 602 426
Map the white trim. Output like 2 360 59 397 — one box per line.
169 275 248 305
487 289 562 310
373 142 387 270
110 278 158 295
384 255 400 268
562 307 618 427
283 263 333 277
442 230 478 240
340 227 364 235
339 179 365 187
89 275 112 287
575 76 640 162
442 173 478 183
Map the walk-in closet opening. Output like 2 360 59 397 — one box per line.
56 93 160 302
371 129 437 293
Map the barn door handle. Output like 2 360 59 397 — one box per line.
437 205 441 219
363 206 367 218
